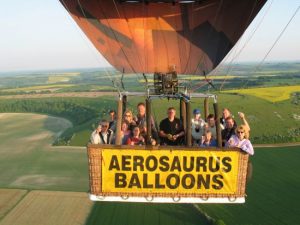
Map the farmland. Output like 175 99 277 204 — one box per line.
223 85 300 102
0 62 300 224
0 113 300 225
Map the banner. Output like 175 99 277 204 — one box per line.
87 147 248 197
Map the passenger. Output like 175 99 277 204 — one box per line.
123 109 137 131
135 102 156 131
191 108 206 145
135 102 158 144
139 124 158 146
205 114 217 139
126 126 145 145
108 109 117 132
90 120 114 144
220 108 237 130
159 107 184 146
225 125 254 155
200 131 217 147
90 124 102 144
121 121 131 145
237 112 251 132
221 116 236 146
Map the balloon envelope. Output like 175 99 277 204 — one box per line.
60 0 267 74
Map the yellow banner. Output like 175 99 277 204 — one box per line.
101 149 240 195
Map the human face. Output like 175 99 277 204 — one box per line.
237 130 245 140
121 123 128 132
100 122 109 132
138 105 146 117
194 113 201 120
208 118 215 127
223 109 230 119
226 119 234 129
167 109 176 120
133 127 140 137
205 132 212 141
124 113 132 122
109 112 115 120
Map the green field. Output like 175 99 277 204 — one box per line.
200 146 300 225
1 113 300 225
0 113 88 192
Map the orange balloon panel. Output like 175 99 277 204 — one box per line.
60 0 266 75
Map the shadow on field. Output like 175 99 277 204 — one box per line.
85 202 211 225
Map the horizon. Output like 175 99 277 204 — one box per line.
1 60 300 76
0 0 299 72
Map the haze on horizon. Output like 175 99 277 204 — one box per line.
0 0 299 73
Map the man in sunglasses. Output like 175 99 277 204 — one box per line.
90 119 114 144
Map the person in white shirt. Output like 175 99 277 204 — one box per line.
191 108 206 145
90 120 114 144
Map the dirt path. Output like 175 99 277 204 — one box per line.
0 92 116 99
254 142 300 148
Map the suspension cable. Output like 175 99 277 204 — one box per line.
218 0 274 91
240 5 300 90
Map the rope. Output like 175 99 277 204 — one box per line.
240 5 300 90
218 0 274 91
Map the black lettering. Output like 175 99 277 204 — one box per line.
133 156 144 171
115 173 127 188
196 157 207 172
222 157 232 172
182 174 195 189
170 156 182 172
122 155 131 171
143 173 153 188
145 155 158 171
182 156 194 172
166 174 180 189
212 174 223 190
209 157 220 172
128 173 141 188
109 155 120 171
155 173 165 188
159 156 170 172
197 174 210 189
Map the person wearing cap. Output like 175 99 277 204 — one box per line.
191 108 206 145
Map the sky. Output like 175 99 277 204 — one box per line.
0 0 299 72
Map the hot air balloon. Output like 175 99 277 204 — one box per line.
59 0 266 203
59 0 266 75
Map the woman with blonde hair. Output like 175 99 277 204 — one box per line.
225 124 254 155
123 109 136 131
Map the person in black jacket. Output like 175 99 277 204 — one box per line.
159 107 184 146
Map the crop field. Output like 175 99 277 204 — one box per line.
1 84 75 93
0 189 28 220
47 72 80 83
223 85 300 102
0 191 93 225
0 113 300 225
0 113 88 192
